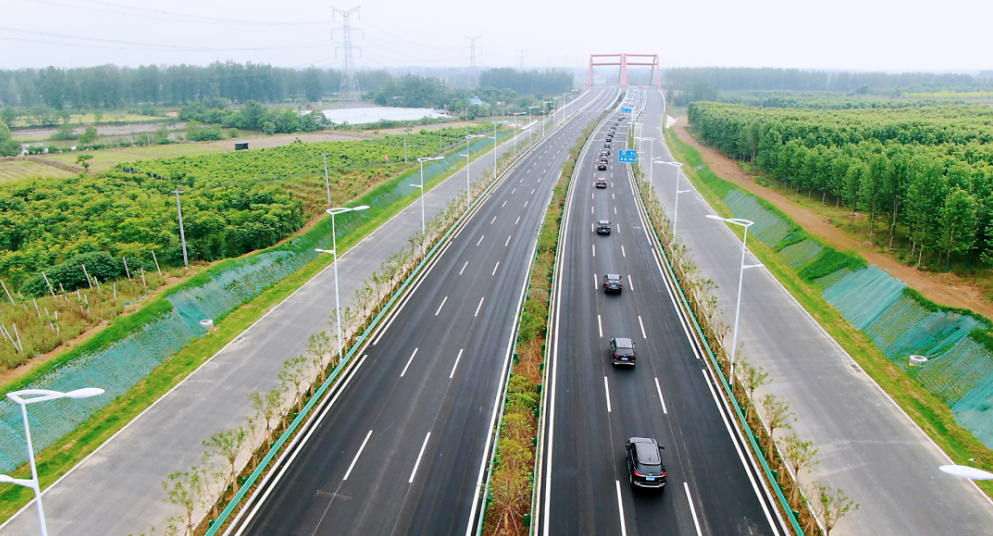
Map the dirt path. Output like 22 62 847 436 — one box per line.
671 115 993 320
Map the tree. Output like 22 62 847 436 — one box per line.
809 482 859 536
939 188 978 271
162 469 203 536
761 394 794 458
690 78 718 103
305 330 334 385
904 156 947 263
79 126 98 144
248 388 283 444
780 433 819 503
203 426 247 495
0 107 16 128
737 357 770 421
302 67 323 102
76 153 93 172
279 355 311 412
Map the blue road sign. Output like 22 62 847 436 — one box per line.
621 107 633 114
618 150 637 163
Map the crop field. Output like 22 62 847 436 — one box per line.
0 159 75 182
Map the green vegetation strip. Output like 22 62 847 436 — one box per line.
0 133 508 524
479 110 608 536
662 126 993 499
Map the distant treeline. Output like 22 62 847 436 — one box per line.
664 67 992 93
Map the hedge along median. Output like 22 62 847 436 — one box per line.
479 109 609 536
0 128 514 515
663 125 993 496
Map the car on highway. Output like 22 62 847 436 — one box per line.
603 273 622 292
596 219 611 234
603 143 611 148
597 162 607 171
626 437 666 489
610 337 636 365
595 178 607 189
600 149 610 157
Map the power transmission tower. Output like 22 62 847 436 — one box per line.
465 35 481 84
517 49 526 71
331 6 362 102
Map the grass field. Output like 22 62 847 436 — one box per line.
11 112 164 129
45 143 229 173
0 159 76 182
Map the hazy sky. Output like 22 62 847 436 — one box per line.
3 0 991 72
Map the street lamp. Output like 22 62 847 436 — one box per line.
705 215 762 387
940 465 993 480
528 105 539 148
171 190 189 268
317 204 371 364
510 112 526 155
415 157 444 238
542 100 552 138
465 133 486 207
2 388 105 536
636 137 655 189
321 154 332 206
653 160 688 234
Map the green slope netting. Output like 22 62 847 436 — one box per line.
0 134 509 473
723 190 792 247
822 266 907 329
778 238 823 269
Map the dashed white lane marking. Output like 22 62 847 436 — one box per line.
525 201 529 208
615 481 627 536
655 377 668 414
502 200 507 207
638 315 646 339
515 216 521 225
400 348 418 377
532 188 536 194
459 261 468 275
594 273 598 290
474 296 485 316
505 235 512 247
604 376 611 412
450 349 463 379
343 430 373 481
409 432 431 483
614 206 617 214
476 235 485 246
598 314 603 338
622 245 626 257
435 297 448 316
592 244 596 257
685 482 703 536
492 262 500 276
617 224 620 234
628 274 633 290
591 206 594 214
490 216 497 225
511 188 516 194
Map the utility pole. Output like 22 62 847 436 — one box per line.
331 6 362 102
465 35 481 84
172 190 189 268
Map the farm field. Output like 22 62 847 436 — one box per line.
0 159 75 182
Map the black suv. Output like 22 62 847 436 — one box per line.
626 437 666 489
603 273 622 292
610 337 636 365
596 219 611 234
595 178 607 189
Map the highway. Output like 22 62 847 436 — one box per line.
639 88 993 534
232 88 620 535
537 87 783 536
0 91 603 536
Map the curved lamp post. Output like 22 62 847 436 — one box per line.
940 465 993 480
317 205 370 364
705 215 763 387
2 388 105 536
653 160 688 234
464 134 486 208
415 157 445 239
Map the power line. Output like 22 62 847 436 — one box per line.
0 27 330 51
58 0 333 26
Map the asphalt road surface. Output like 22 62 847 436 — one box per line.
0 90 605 536
640 87 993 534
232 88 621 535
537 87 783 536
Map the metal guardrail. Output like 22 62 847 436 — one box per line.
629 122 805 536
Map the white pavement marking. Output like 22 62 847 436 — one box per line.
616 224 620 234
477 235 485 246
612 193 615 200
592 192 594 200
604 376 611 412
591 206 594 214
684 482 703 536
639 315 646 339
622 245 626 258
450 349 463 379
474 296 485 316
343 430 373 481
594 273 598 290
524 200 529 208
598 314 603 338
628 274 633 291
435 296 448 316
614 206 617 214
532 188 536 195
512 188 516 194
515 216 521 225
492 262 500 276
505 235 512 247
655 377 668 414
400 348 418 377
460 261 468 275
592 244 596 257
409 432 431 483
615 480 628 536
490 216 497 224
502 200 507 207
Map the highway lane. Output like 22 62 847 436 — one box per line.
539 87 782 536
640 86 993 532
0 92 605 536
235 88 620 535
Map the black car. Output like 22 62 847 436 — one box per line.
610 337 636 365
605 137 613 143
603 143 611 148
596 219 611 234
595 178 608 189
626 437 666 489
597 162 607 171
603 273 622 292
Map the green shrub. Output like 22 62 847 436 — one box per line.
19 251 147 297
797 247 866 282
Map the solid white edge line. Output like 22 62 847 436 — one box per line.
409 432 431 483
450 349 464 379
655 377 668 414
604 376 611 413
343 430 373 481
684 482 704 536
492 262 500 276
474 296 485 317
400 348 419 377
615 480 628 536
434 296 448 316
638 315 647 339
